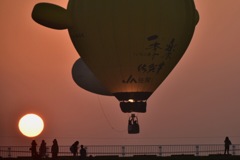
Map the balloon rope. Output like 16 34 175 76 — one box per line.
97 96 126 133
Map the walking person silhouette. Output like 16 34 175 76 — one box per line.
70 141 79 156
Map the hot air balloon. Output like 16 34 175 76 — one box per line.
32 0 199 113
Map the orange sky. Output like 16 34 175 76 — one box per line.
1 0 240 146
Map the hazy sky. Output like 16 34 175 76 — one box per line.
1 0 240 146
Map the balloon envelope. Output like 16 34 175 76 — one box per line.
67 0 199 107
31 0 199 112
72 58 112 96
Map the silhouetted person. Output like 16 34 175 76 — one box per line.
80 145 87 159
70 141 79 156
128 114 139 134
39 140 47 158
128 114 138 125
224 136 232 155
51 139 59 159
30 140 38 158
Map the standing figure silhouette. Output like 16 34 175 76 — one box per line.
51 139 59 159
224 136 232 155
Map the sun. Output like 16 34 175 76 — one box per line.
18 114 44 137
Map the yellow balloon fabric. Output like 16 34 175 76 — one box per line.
67 0 199 104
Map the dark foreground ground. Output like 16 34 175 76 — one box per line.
1 155 240 160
